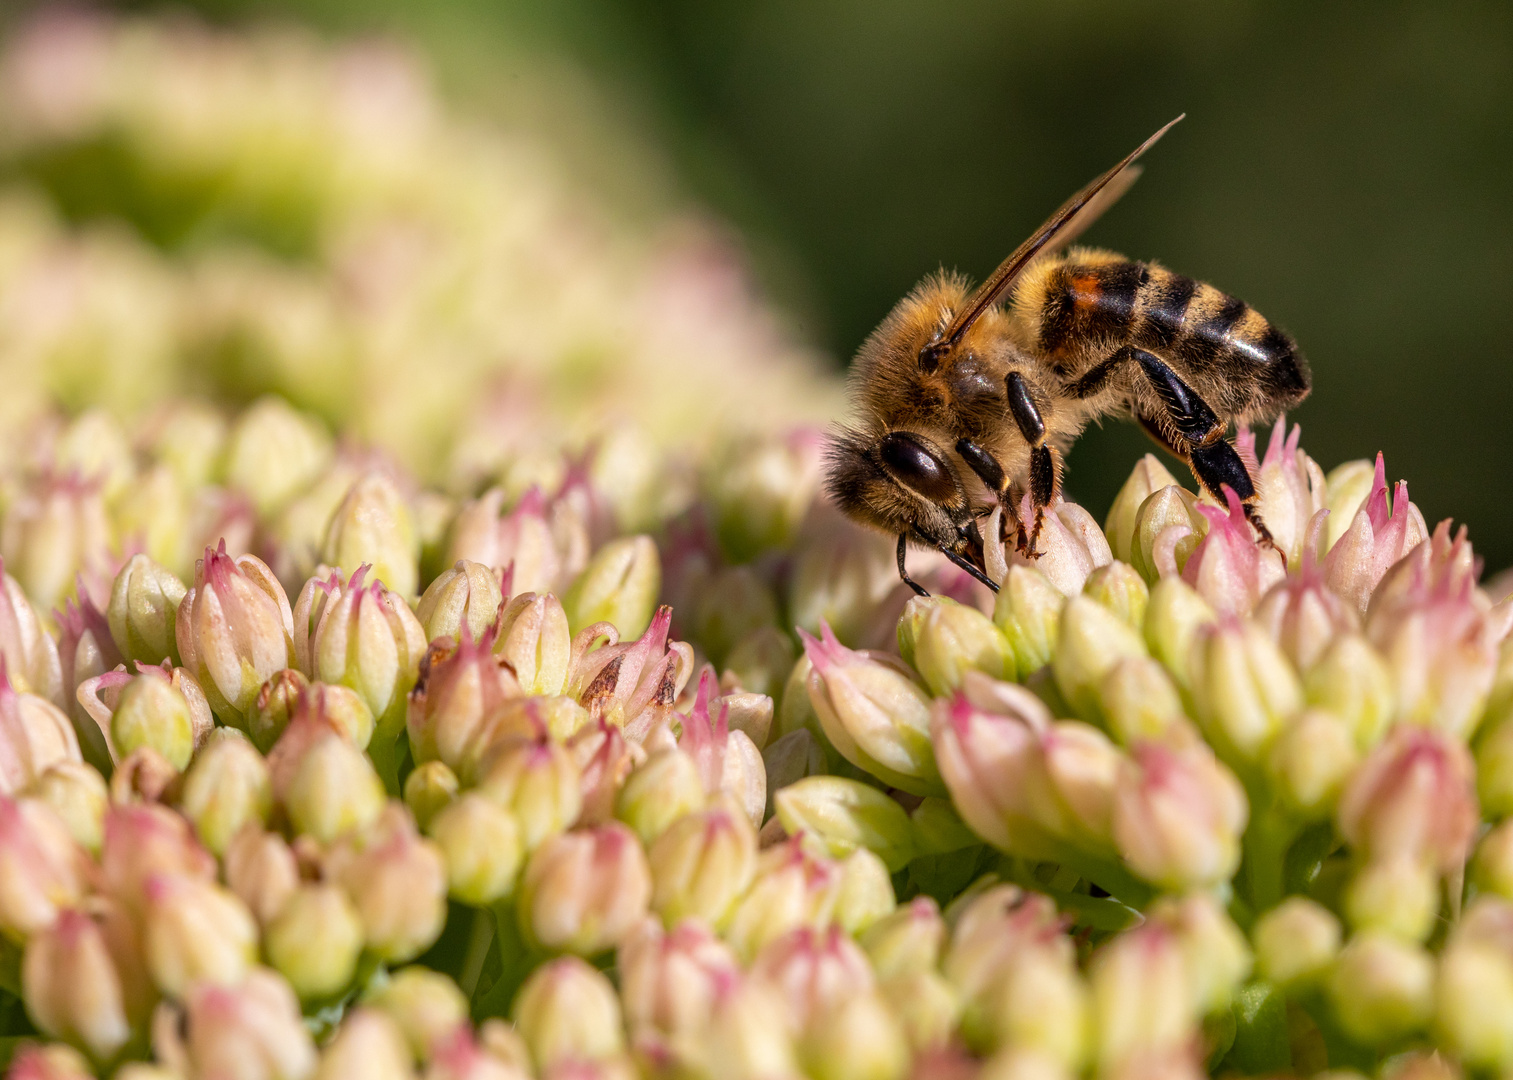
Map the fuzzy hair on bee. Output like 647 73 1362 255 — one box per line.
825 116 1312 597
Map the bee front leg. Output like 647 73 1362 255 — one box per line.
896 533 931 598
1005 371 1059 556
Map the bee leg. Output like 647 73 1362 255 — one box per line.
1006 371 1058 556
896 533 931 598
953 437 1025 551
1126 348 1275 546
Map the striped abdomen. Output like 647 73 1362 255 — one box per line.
1020 253 1310 412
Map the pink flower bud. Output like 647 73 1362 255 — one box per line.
0 558 63 703
406 629 522 774
861 896 945 979
1252 563 1359 673
327 804 448 963
428 793 523 906
266 700 385 844
646 795 757 928
0 795 87 941
518 822 652 956
750 924 873 1037
724 834 842 962
617 917 740 1047
568 720 640 826
142 872 258 998
6 1044 93 1080
23 905 151 1064
176 543 294 726
475 732 582 851
98 802 216 913
177 967 317 1080
314 1008 412 1080
224 828 298 928
679 671 766 828
449 487 562 595
0 663 80 795
55 590 120 742
801 621 940 796
1088 924 1199 1076
1337 725 1478 874
942 885 1069 1014
1005 495 1113 597
1180 487 1285 617
1323 454 1429 615
572 606 691 736
1111 740 1248 892
1248 419 1327 569
426 1025 534 1080
365 966 469 1063
1 471 115 617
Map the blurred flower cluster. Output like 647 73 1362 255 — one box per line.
4 12 1513 1080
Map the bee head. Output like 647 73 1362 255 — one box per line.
824 428 987 569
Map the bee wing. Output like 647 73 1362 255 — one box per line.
928 115 1183 358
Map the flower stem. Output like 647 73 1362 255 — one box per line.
458 906 496 999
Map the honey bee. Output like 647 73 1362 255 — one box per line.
826 116 1311 595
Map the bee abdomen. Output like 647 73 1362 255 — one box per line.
1030 256 1309 404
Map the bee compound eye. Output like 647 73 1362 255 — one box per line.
878 432 960 505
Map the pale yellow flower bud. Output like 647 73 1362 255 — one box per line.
178 728 272 856
518 823 651 956
265 883 365 1002
513 957 625 1069
142 873 258 998
107 555 186 668
428 793 524 906
417 560 503 645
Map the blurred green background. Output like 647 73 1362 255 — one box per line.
25 0 1513 569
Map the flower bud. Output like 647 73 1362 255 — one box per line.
571 606 690 735
55 594 121 746
1370 591 1500 743
315 1008 412 1080
428 792 524 906
701 976 801 1080
1 472 114 616
1106 456 1182 565
22 906 146 1066
1253 568 1359 674
834 847 897 936
1149 892 1252 1015
1303 634 1395 750
1337 725 1478 873
107 555 185 668
247 668 307 753
320 471 419 599
616 748 706 845
98 803 216 911
618 917 741 1048
264 883 365 1002
0 795 86 942
365 966 469 1062
1323 458 1376 547
1188 617 1302 765
223 397 332 514
496 592 573 697
1476 820 1513 900
224 828 298 928
1052 596 1147 724
519 823 651 956
0 562 63 704
751 923 873 1036
176 544 294 726
427 1026 538 1080
977 943 1089 1067
993 564 1064 676
513 957 625 1069
309 567 426 781
678 673 767 828
1266 708 1359 819
1323 455 1429 615
1181 485 1289 617
646 794 758 928
804 993 909 1080
109 668 197 772
179 966 318 1080
1326 932 1434 1045
0 667 80 795
1343 854 1439 941
1008 497 1112 598
1434 896 1513 1072
878 970 959 1054
1084 561 1149 631
563 536 660 639
142 873 258 997
724 834 841 961
178 728 271 856
1089 924 1197 1075
1097 658 1186 746
404 760 459 831
706 432 823 563
31 761 106 854
723 626 796 701
801 622 941 796
1142 576 1215 691
567 719 639 826
904 598 1014 697
328 805 448 963
690 565 780 669
1112 740 1247 892
775 776 916 871
475 735 582 851
1128 484 1206 584
1253 897 1341 989
417 560 503 645
271 714 386 843
407 632 522 774
1250 419 1328 568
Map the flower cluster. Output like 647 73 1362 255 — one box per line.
3 12 1513 1080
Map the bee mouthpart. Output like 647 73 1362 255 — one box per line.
943 520 999 593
